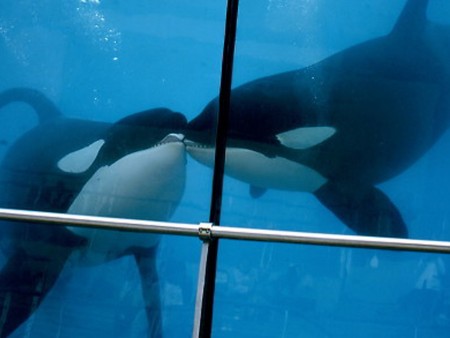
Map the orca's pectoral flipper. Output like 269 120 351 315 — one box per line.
0 245 75 337
250 185 267 199
314 182 408 238
133 246 162 338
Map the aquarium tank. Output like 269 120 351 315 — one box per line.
1 0 450 337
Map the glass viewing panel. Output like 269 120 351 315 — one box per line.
0 0 225 336
195 0 450 240
210 0 450 337
208 0 450 240
2 0 450 337
213 241 450 337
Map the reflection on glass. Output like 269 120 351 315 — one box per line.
187 0 450 241
0 0 224 336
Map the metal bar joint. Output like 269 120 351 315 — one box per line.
198 222 213 241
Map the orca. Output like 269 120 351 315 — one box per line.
0 88 187 337
186 0 450 238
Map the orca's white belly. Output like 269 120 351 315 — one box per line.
186 145 327 193
67 139 186 265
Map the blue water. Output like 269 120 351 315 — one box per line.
1 0 450 337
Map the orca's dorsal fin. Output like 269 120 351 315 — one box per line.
391 0 429 36
0 88 62 124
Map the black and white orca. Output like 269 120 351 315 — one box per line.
186 0 450 238
0 88 187 337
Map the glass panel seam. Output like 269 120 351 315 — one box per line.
195 0 240 335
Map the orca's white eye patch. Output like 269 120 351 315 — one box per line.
276 126 336 150
58 139 105 173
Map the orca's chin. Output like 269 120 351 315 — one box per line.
185 140 215 166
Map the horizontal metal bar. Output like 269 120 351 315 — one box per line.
0 208 199 236
213 226 450 253
0 208 449 253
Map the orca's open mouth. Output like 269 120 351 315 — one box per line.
158 133 185 145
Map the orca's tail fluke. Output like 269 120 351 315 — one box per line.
0 88 61 124
0 247 73 337
0 225 86 337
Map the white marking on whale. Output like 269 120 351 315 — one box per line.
276 126 336 150
57 139 105 173
67 134 186 265
186 142 327 192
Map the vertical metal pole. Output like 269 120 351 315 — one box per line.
192 0 239 337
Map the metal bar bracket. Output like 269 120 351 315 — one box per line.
198 222 213 241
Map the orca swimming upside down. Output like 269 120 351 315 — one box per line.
0 87 187 337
